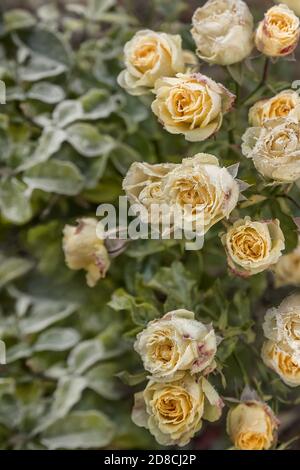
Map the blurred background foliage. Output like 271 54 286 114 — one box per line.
0 0 300 449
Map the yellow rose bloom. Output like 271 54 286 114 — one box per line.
123 153 241 235
151 73 235 142
227 401 278 450
262 340 300 387
132 374 223 446
117 30 187 96
249 90 300 126
221 217 285 277
134 309 218 381
242 118 300 182
255 4 300 57
262 294 300 386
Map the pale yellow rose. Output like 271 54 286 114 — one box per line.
151 73 235 142
273 237 300 286
249 90 300 126
132 374 223 446
263 294 300 353
274 1 300 17
122 161 176 225
242 118 300 182
123 153 241 236
262 339 300 387
117 30 187 96
162 154 240 235
134 309 218 381
221 217 285 277
255 4 300 57
191 0 254 66
227 401 278 450
63 218 110 287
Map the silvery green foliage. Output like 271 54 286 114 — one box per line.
0 0 300 450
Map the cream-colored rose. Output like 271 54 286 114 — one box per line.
162 154 240 234
275 1 300 17
221 217 285 277
249 90 300 126
63 218 110 287
123 153 241 235
263 294 300 352
191 0 254 66
242 118 300 182
274 237 300 286
134 310 217 381
151 73 235 142
117 30 187 96
227 401 278 450
122 161 176 225
262 340 300 387
255 4 300 57
132 374 223 446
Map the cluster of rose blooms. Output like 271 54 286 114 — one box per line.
61 1 300 450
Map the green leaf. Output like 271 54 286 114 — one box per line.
116 370 147 386
4 9 36 32
86 0 116 20
0 178 32 224
85 362 125 400
68 335 125 374
52 100 83 128
33 328 80 352
27 82 65 104
227 63 244 86
18 55 68 81
80 89 121 120
23 159 84 195
108 288 159 326
19 300 78 335
17 127 66 172
34 376 86 434
6 343 32 363
17 27 71 69
66 123 115 157
41 410 115 449
0 255 33 289
110 143 142 175
147 261 196 312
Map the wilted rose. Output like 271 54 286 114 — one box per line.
117 30 186 95
191 0 254 65
262 340 300 387
151 73 235 142
227 401 278 450
255 4 300 57
249 90 300 126
134 309 218 381
262 294 300 387
123 153 241 235
263 294 300 352
242 118 300 182
221 217 285 277
63 218 110 287
132 374 223 446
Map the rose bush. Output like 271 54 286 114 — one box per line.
1 0 300 452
